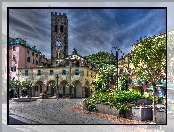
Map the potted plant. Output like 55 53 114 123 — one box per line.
40 92 46 99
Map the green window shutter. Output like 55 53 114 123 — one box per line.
74 69 79 75
25 70 28 76
38 70 41 75
14 66 16 72
62 70 66 75
50 70 54 75
11 67 13 71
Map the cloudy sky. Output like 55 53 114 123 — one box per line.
9 8 166 59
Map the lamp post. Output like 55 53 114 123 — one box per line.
43 80 47 98
111 47 124 90
56 74 59 99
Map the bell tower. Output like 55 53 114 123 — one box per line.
51 12 68 64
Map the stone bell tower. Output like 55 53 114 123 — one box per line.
51 12 68 64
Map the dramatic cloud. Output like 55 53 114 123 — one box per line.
9 8 166 59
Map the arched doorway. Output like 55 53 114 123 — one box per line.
59 80 68 97
47 80 56 97
73 80 82 98
33 80 44 97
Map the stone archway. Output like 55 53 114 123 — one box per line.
59 80 68 97
72 80 82 98
33 80 44 97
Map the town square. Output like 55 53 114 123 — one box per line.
3 7 173 128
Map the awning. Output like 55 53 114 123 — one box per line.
156 83 166 88
146 86 154 91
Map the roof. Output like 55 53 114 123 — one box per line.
9 37 41 54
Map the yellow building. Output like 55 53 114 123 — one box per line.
18 51 97 98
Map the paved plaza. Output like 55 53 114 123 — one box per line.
9 98 123 124
1 99 173 132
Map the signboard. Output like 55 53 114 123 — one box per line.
158 90 163 97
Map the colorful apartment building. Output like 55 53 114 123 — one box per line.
9 37 51 80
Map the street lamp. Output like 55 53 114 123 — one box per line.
43 80 47 97
56 74 59 99
111 47 124 90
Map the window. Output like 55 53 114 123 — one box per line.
27 57 30 63
12 46 16 51
74 69 79 75
37 70 41 76
87 71 88 76
11 66 16 72
32 59 34 64
13 54 16 60
91 72 92 77
60 25 63 32
47 86 48 91
35 86 38 91
25 70 28 76
27 49 30 54
36 60 38 65
32 52 34 56
62 70 66 75
50 70 54 75
36 54 38 57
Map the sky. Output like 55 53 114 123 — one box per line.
9 8 166 59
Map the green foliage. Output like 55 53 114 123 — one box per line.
84 89 143 117
141 94 153 100
50 82 57 89
83 96 98 112
91 80 103 93
98 64 116 86
9 78 21 90
119 73 129 91
21 80 33 88
131 35 166 85
85 51 116 66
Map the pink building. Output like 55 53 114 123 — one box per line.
9 37 51 80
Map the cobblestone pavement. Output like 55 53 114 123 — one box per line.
9 99 123 124
2 99 173 132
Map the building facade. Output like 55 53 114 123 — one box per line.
18 56 97 98
9 37 51 80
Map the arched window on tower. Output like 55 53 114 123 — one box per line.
57 52 60 58
60 25 63 32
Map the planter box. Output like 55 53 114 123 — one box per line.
156 109 166 124
96 103 119 116
126 107 152 121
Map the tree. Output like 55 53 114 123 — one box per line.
9 78 21 98
49 82 57 97
98 64 116 88
119 73 129 91
85 51 116 67
21 80 33 97
131 35 166 123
